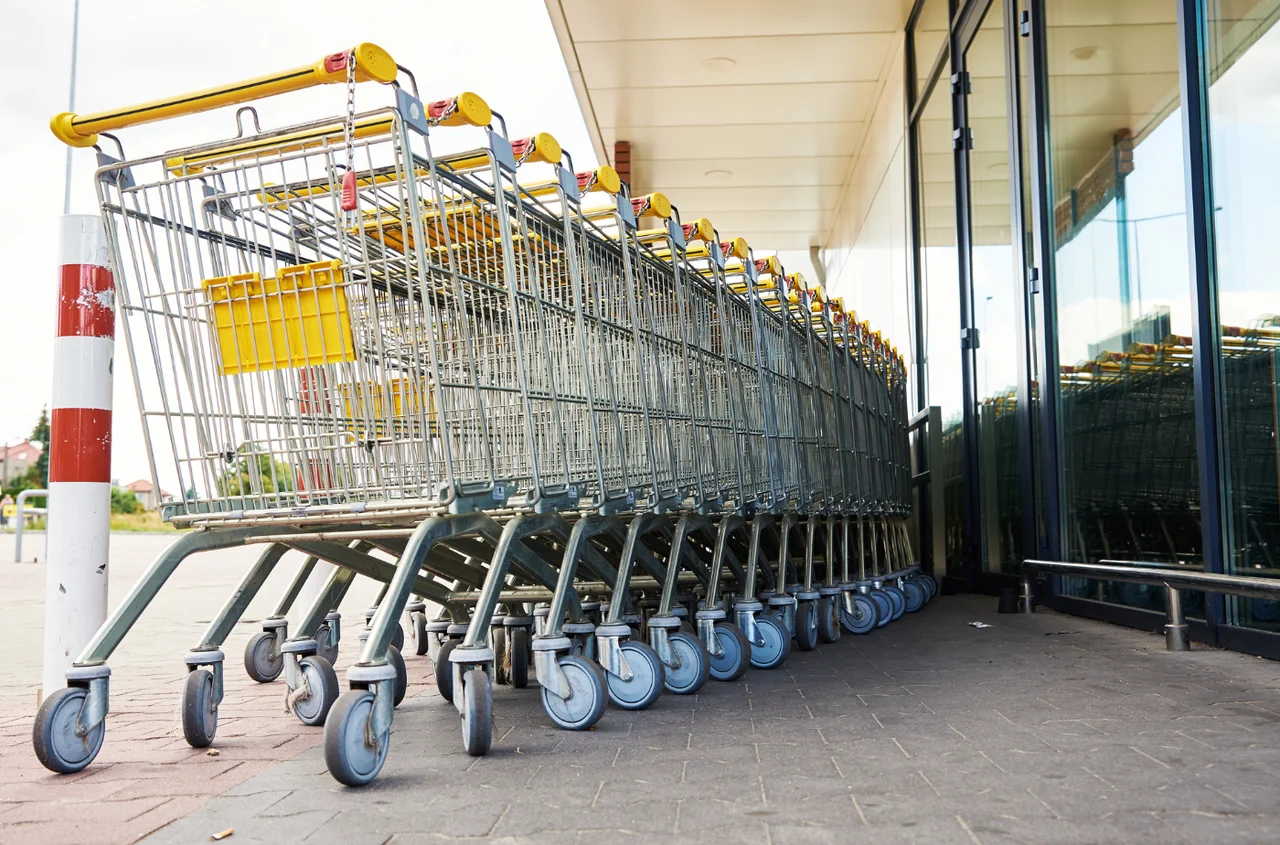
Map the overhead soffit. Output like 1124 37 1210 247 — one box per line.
544 0 914 252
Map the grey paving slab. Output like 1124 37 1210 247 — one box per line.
142 595 1280 844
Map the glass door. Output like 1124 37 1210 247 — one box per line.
957 0 1037 578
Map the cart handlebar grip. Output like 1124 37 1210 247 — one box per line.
631 192 672 220
425 92 492 128
722 237 749 260
50 43 398 148
577 165 622 195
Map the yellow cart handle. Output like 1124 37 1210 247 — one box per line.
51 43 399 147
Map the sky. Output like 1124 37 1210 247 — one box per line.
0 0 595 485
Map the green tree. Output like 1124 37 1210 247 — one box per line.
30 407 50 488
110 486 141 514
216 444 294 498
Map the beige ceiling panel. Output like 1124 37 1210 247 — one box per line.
730 231 817 250
557 0 911 42
641 156 850 189
591 82 879 130
610 121 864 161
702 209 826 233
667 185 841 213
575 33 893 88
1045 0 1176 27
1045 25 1180 76
1045 73 1179 118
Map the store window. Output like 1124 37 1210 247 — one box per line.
915 76 966 578
1205 0 1280 631
1043 0 1202 613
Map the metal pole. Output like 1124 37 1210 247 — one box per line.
43 216 113 697
62 0 81 216
15 488 49 562
1165 585 1190 652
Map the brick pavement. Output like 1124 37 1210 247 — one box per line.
0 532 422 845
5 532 1280 844
142 593 1280 845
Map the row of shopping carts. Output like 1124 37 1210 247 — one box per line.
35 45 932 786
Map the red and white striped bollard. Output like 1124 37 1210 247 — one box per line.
42 214 113 697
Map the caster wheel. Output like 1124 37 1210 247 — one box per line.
903 580 925 613
461 668 493 756
315 623 339 666
817 596 841 644
324 689 388 787
293 655 340 726
388 645 408 708
679 620 696 636
663 631 710 695
509 627 530 689
869 590 892 627
605 639 664 709
749 614 790 669
412 612 430 656
244 631 283 683
435 639 459 703
391 622 405 653
33 687 105 774
884 585 906 621
921 575 938 602
541 655 607 730
492 626 509 685
708 623 750 682
794 601 819 651
181 667 218 748
841 592 879 634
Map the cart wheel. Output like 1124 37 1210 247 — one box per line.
605 639 663 710
921 574 938 602
492 626 509 685
324 689 388 787
181 668 218 748
749 614 790 669
509 627 530 689
435 639 459 703
884 585 906 621
541 655 607 730
293 655 339 726
794 600 819 651
461 668 493 756
244 631 283 683
664 631 710 694
903 580 925 613
870 590 893 627
412 613 430 656
679 620 696 636
709 623 750 682
33 687 105 774
388 645 407 708
315 623 339 666
841 593 879 635
391 622 405 653
817 596 842 644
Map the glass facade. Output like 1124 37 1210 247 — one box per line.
894 0 1280 655
1205 0 1280 630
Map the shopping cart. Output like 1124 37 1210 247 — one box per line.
39 41 930 787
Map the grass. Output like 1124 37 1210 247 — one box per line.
110 511 183 532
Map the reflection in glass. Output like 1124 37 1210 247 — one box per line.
916 79 965 577
966 2 1029 573
1205 1 1280 630
1044 0 1203 614
913 0 951 101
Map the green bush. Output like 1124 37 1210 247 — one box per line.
110 486 141 514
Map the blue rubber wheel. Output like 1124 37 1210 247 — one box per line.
841 592 878 635
869 590 892 627
903 580 925 613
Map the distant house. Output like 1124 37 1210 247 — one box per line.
1 440 42 485
125 479 172 511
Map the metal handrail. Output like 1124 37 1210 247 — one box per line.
14 488 48 563
1021 558 1280 651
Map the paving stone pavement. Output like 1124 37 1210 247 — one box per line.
0 532 408 845
125 591 1280 845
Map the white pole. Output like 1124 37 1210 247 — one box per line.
62 0 81 216
43 215 113 697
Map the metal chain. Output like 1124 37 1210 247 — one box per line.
343 49 357 178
